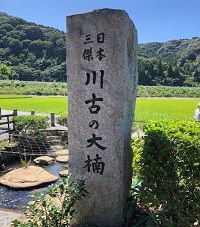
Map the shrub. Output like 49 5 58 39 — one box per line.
12 176 88 227
0 140 4 150
20 154 31 168
132 120 200 226
13 115 49 135
57 115 67 126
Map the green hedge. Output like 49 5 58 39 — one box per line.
132 120 200 226
13 115 49 135
57 115 67 126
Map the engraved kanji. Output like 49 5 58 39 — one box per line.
84 154 105 175
85 93 103 114
85 70 104 89
86 133 106 150
83 47 93 61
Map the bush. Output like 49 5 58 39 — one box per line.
57 115 67 126
12 175 88 227
132 120 200 226
13 115 49 135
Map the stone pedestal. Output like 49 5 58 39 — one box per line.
67 9 138 227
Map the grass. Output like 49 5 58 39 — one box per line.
138 85 200 97
0 81 200 97
135 98 199 122
0 95 68 115
0 95 199 122
0 81 67 96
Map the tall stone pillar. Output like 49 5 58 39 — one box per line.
67 9 138 227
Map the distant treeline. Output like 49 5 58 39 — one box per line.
0 81 199 97
0 12 200 86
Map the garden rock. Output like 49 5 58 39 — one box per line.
0 166 58 188
56 156 68 163
34 156 55 165
59 170 69 177
51 145 64 151
55 149 69 157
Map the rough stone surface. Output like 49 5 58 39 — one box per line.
55 149 69 156
59 170 69 177
34 156 55 165
67 8 137 227
0 166 58 188
56 156 68 163
51 145 65 151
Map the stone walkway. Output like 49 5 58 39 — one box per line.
0 209 25 227
0 110 68 226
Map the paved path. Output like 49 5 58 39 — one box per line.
0 209 25 227
0 109 47 117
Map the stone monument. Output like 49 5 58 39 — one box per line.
67 9 138 226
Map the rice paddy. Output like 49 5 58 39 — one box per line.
0 95 199 122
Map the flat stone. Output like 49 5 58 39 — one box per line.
59 170 69 177
34 156 55 165
55 149 69 156
56 156 68 163
0 166 58 188
51 145 64 151
67 9 138 226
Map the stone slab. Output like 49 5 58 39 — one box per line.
67 8 138 227
34 156 55 165
0 166 58 188
56 155 69 163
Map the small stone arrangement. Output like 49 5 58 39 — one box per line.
33 136 69 183
0 133 69 189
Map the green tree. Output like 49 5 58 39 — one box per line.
173 66 184 86
0 64 11 79
158 59 164 77
194 69 200 83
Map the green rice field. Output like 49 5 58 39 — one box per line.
135 98 199 122
0 95 199 122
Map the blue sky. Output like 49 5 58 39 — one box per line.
0 0 200 43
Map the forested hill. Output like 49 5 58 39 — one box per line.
0 12 66 81
138 38 200 86
0 12 200 86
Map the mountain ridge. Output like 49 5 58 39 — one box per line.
0 12 199 86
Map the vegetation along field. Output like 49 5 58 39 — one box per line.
0 81 200 98
0 95 199 122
